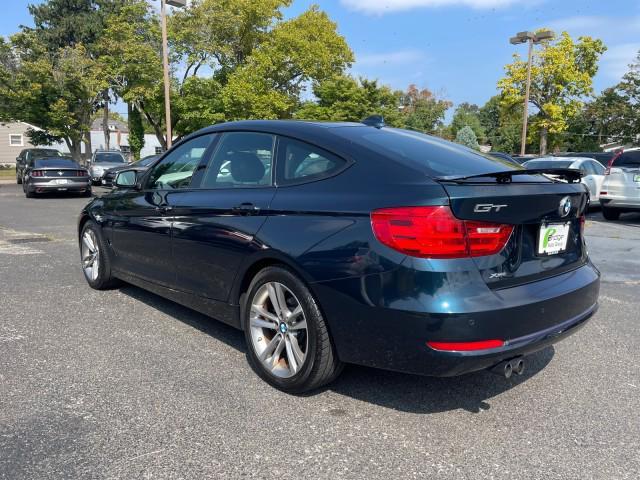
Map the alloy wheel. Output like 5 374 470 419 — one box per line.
249 282 308 378
81 229 100 282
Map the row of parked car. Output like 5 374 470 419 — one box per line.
518 151 640 221
14 148 158 197
13 146 640 221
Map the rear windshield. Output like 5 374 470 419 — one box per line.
334 127 520 177
615 151 640 167
34 158 79 168
31 149 62 158
524 160 573 169
94 152 126 163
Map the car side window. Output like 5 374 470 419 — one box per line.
146 134 215 190
591 161 605 175
200 132 274 189
277 137 348 185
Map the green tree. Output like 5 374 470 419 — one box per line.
0 33 105 160
617 51 640 144
449 102 485 142
498 31 606 154
295 76 404 126
401 84 452 134
127 104 145 161
455 125 480 150
479 95 523 153
99 0 353 146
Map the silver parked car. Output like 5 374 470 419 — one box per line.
523 157 606 203
88 150 128 185
599 150 640 220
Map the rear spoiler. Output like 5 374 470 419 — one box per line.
435 168 582 184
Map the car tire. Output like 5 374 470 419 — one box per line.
80 221 121 290
83 188 93 198
243 266 343 393
601 207 621 221
16 173 22 185
24 187 34 198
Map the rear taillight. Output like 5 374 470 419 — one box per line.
427 339 504 351
579 215 585 237
371 206 514 259
31 170 44 177
77 170 87 176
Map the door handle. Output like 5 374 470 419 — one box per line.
232 203 260 214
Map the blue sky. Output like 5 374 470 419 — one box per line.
3 0 639 117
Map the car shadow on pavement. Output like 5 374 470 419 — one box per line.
118 283 555 414
326 347 555 414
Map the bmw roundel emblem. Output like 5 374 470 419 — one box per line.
559 196 571 218
279 323 288 333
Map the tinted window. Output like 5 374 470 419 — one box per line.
94 152 126 163
147 134 214 189
201 132 273 189
29 149 62 160
333 127 520 177
137 155 159 167
524 160 573 170
278 137 347 184
615 151 640 167
34 158 79 168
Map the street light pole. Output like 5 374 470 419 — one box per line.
159 0 186 150
509 30 554 156
160 0 172 149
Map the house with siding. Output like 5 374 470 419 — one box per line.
0 120 163 166
0 122 61 166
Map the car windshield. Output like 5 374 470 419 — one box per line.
34 158 79 168
524 160 574 169
615 151 640 167
94 153 126 163
31 149 62 159
334 127 521 177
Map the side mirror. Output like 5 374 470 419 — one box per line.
114 170 139 189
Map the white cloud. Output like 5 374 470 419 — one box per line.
341 0 519 14
356 49 426 67
543 15 640 36
601 43 640 80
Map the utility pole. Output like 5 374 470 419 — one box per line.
159 0 186 150
509 30 554 156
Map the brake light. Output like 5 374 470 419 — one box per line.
31 170 44 177
371 206 514 259
77 170 87 176
427 339 504 351
579 215 585 237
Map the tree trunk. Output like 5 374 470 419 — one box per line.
84 132 93 166
103 90 110 150
539 127 548 155
66 138 82 163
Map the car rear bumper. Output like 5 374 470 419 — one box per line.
312 262 600 377
600 196 640 210
28 180 91 193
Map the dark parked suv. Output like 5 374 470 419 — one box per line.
78 120 600 393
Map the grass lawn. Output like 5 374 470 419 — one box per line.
0 168 16 179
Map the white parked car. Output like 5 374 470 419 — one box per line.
523 157 605 203
599 150 640 220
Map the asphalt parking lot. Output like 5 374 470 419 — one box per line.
1 182 639 480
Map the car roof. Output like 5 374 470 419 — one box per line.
527 156 593 163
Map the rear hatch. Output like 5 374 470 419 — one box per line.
604 151 640 199
438 173 589 289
